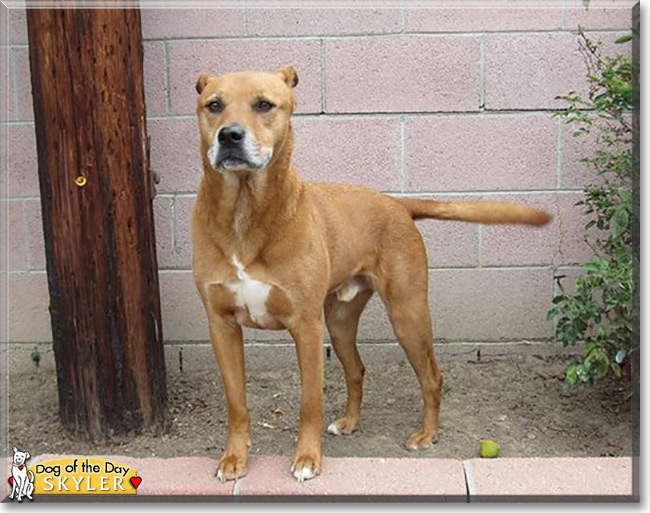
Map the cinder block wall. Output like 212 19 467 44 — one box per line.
6 2 634 350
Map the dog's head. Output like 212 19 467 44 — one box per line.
12 447 30 466
195 66 299 174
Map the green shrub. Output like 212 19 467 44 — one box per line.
548 31 636 387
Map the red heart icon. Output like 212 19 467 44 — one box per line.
130 476 142 490
18 466 23 471
8 477 13 486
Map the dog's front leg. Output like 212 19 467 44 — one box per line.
289 320 324 482
209 317 250 482
16 478 24 501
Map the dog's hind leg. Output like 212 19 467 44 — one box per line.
376 229 443 450
324 288 374 436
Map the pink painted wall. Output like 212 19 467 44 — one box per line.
5 1 635 345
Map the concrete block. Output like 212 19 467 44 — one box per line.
148 118 202 193
404 5 562 32
8 8 28 44
565 0 635 30
480 193 592 266
168 38 322 115
485 32 632 111
141 8 246 39
431 267 554 341
172 195 195 269
8 272 52 343
23 199 45 270
466 457 635 500
404 115 557 191
485 33 587 111
246 8 402 36
324 36 480 113
7 201 27 272
293 116 401 191
238 456 467 498
9 48 32 122
153 196 174 269
7 123 39 198
143 41 168 117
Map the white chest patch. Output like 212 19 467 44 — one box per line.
226 256 272 325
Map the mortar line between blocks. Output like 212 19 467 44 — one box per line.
242 0 249 36
10 49 20 120
462 461 475 502
154 189 586 199
387 189 583 197
147 110 566 122
142 29 628 43
556 116 564 189
170 195 177 262
477 224 483 268
561 0 568 30
319 37 326 113
399 116 405 192
20 199 30 271
478 34 486 110
164 40 172 115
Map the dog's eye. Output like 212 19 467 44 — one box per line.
206 100 224 113
253 100 275 113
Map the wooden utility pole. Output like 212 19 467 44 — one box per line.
26 8 167 440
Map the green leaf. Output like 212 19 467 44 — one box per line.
611 208 629 238
611 362 622 379
566 365 578 387
615 34 633 44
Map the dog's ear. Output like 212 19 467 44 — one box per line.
13 447 17 453
195 72 212 94
276 65 299 89
24 452 30 460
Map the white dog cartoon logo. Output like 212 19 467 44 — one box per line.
9 447 34 502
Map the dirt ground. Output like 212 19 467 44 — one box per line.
9 352 632 462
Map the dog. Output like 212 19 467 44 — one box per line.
9 447 34 501
191 66 551 482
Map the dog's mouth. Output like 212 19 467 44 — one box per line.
216 154 253 171
211 149 272 173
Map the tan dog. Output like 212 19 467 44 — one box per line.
191 66 551 483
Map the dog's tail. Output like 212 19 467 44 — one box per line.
28 470 34 482
395 197 551 226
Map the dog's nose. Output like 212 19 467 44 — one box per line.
218 124 245 148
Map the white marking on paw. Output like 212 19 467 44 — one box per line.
293 466 315 482
327 423 341 436
216 468 225 482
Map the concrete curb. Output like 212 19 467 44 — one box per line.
4 455 637 502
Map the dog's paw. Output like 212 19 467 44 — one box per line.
290 453 321 482
216 453 247 483
327 417 359 436
405 428 438 450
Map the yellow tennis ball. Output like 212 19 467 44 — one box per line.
479 440 500 458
